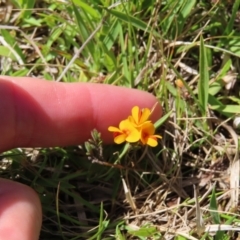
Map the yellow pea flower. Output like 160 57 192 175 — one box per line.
108 119 140 144
140 122 162 147
108 105 161 147
128 106 151 127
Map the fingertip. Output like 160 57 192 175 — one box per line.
88 84 162 143
0 179 42 240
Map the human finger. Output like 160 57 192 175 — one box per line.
0 77 162 151
0 178 42 240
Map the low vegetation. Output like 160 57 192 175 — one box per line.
1 0 240 239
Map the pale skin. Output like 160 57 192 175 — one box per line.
0 76 162 239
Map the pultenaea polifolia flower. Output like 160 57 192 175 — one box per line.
128 106 151 127
108 119 140 144
108 106 161 147
140 121 162 147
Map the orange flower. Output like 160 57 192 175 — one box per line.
108 119 140 144
108 106 161 147
140 122 162 147
128 106 151 127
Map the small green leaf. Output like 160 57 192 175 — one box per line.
208 95 232 117
12 68 29 76
210 105 240 114
228 96 240 105
127 225 158 237
23 17 42 26
0 46 17 60
115 224 126 240
208 81 223 96
226 37 240 56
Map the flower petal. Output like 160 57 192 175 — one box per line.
131 106 151 125
140 108 151 123
108 126 122 132
128 116 135 125
153 134 162 139
120 119 135 129
131 106 140 124
141 122 155 135
125 128 140 142
140 122 162 146
114 133 127 144
146 136 158 147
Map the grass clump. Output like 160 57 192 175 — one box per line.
1 0 240 239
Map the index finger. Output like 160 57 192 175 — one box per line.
0 77 162 151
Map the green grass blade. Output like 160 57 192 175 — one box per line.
154 110 173 129
198 36 209 115
160 0 183 37
210 104 240 114
209 186 225 239
72 3 96 59
209 186 220 224
12 0 36 19
105 8 160 37
115 224 126 240
0 46 17 60
180 0 196 19
176 0 196 36
224 0 240 34
103 19 121 50
72 0 100 19
0 29 25 62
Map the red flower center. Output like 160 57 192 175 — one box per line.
113 132 121 138
142 132 149 139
